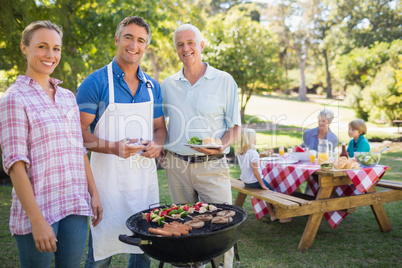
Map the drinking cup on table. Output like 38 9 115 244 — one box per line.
287 147 293 154
309 150 317 163
279 145 285 156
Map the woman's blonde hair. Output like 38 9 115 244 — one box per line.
21 20 63 47
235 128 257 155
349 119 367 135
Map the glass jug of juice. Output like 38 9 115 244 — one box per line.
317 139 333 164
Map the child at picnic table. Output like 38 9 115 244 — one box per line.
347 119 370 158
236 128 291 223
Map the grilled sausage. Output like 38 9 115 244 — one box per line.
163 226 188 236
167 221 192 231
148 227 173 236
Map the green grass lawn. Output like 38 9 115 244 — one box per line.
1 151 401 267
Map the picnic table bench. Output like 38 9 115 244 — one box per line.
231 178 312 209
231 171 402 250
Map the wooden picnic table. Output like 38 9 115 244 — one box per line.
393 119 402 132
231 165 401 251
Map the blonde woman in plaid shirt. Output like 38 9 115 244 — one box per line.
0 21 102 267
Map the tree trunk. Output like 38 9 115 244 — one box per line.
148 49 160 83
240 106 246 124
297 49 308 101
323 49 332 99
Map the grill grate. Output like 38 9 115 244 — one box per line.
126 203 246 237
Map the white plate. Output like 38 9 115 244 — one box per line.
260 156 280 161
281 158 299 165
183 143 222 149
260 157 299 165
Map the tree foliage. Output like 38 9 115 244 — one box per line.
327 0 402 54
204 8 282 122
0 0 401 125
0 0 193 90
340 40 402 121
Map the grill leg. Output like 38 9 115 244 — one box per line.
158 261 164 268
211 258 219 268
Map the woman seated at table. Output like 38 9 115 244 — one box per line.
236 128 291 223
302 109 338 151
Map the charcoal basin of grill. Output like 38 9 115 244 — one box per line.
119 203 247 267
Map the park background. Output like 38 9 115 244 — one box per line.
0 0 401 267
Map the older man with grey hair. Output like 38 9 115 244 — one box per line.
160 23 241 268
303 108 338 150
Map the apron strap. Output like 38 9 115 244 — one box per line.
142 72 154 104
107 62 154 139
107 61 115 104
142 72 154 138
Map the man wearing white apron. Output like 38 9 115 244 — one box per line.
76 16 166 267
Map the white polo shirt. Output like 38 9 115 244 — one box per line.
161 63 241 156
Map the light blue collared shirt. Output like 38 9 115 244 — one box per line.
161 63 241 155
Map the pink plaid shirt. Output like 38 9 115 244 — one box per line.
0 75 93 235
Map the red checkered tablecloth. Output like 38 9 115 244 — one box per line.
346 166 388 193
262 163 320 194
251 196 270 220
250 162 320 220
252 162 389 228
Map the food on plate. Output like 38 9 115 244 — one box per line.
320 161 334 170
187 136 203 145
332 157 361 170
333 157 360 170
184 219 205 229
216 210 236 217
193 214 213 222
211 216 233 224
351 162 360 169
334 158 347 169
295 146 305 152
344 159 353 169
260 149 274 157
202 137 222 146
124 137 143 147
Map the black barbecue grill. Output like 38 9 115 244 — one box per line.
119 203 247 267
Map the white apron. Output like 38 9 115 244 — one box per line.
90 62 159 261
